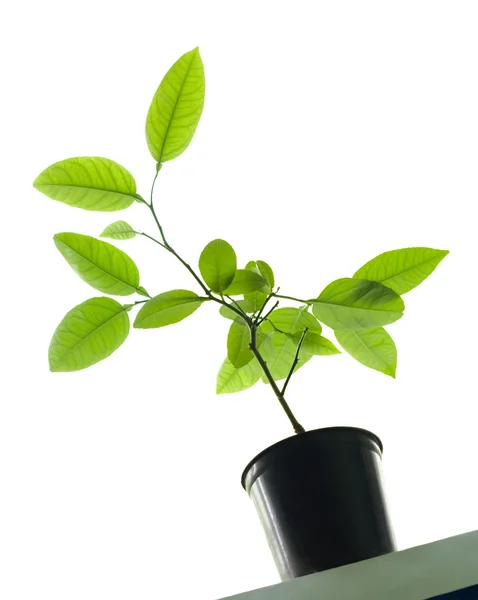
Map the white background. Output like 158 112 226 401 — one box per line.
1 2 477 599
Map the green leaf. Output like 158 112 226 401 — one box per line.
198 239 237 293
312 278 405 330
256 260 275 289
49 297 130 372
136 286 150 298
244 290 268 312
288 331 340 356
335 328 397 377
267 306 322 335
353 247 449 295
227 319 254 368
223 269 266 295
33 157 137 211
146 47 205 163
53 232 140 296
243 260 270 310
226 318 267 368
100 221 136 240
133 290 204 329
259 332 313 382
216 357 262 394
219 299 255 320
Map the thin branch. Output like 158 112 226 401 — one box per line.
254 285 280 323
256 300 279 326
272 292 315 304
137 231 168 249
281 327 308 397
225 295 249 320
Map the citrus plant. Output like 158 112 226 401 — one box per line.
33 47 448 434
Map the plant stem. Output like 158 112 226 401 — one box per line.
254 286 279 323
256 300 279 326
137 231 168 249
272 292 315 304
150 163 169 247
225 295 250 320
143 168 248 322
249 324 305 435
281 328 308 397
143 166 305 434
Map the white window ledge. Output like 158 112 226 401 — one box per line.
221 530 478 600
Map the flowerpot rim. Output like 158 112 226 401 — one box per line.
241 426 383 491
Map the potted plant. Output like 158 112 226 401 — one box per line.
32 47 448 581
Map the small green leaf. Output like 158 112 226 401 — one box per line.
137 286 150 298
256 260 274 289
267 307 322 335
335 328 397 377
100 221 136 240
49 297 130 372
216 357 262 394
219 299 255 320
226 318 267 368
223 269 266 295
198 239 237 293
243 261 269 310
33 157 137 211
146 47 205 163
353 247 449 295
53 232 140 296
133 290 204 329
227 319 254 368
259 332 313 382
289 331 341 356
244 290 268 312
312 278 405 330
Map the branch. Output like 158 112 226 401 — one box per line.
272 292 315 305
281 327 308 397
137 231 168 250
248 324 305 435
225 295 250 320
256 300 279 326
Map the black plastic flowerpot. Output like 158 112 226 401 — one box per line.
242 427 396 580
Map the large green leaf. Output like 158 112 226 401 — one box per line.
219 299 255 321
335 328 397 377
49 297 130 372
33 157 137 211
289 331 340 356
259 332 313 382
312 278 404 330
198 239 237 293
54 233 141 296
100 221 136 240
146 47 205 163
267 306 322 335
353 247 449 295
133 290 204 329
223 269 266 295
216 357 262 394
